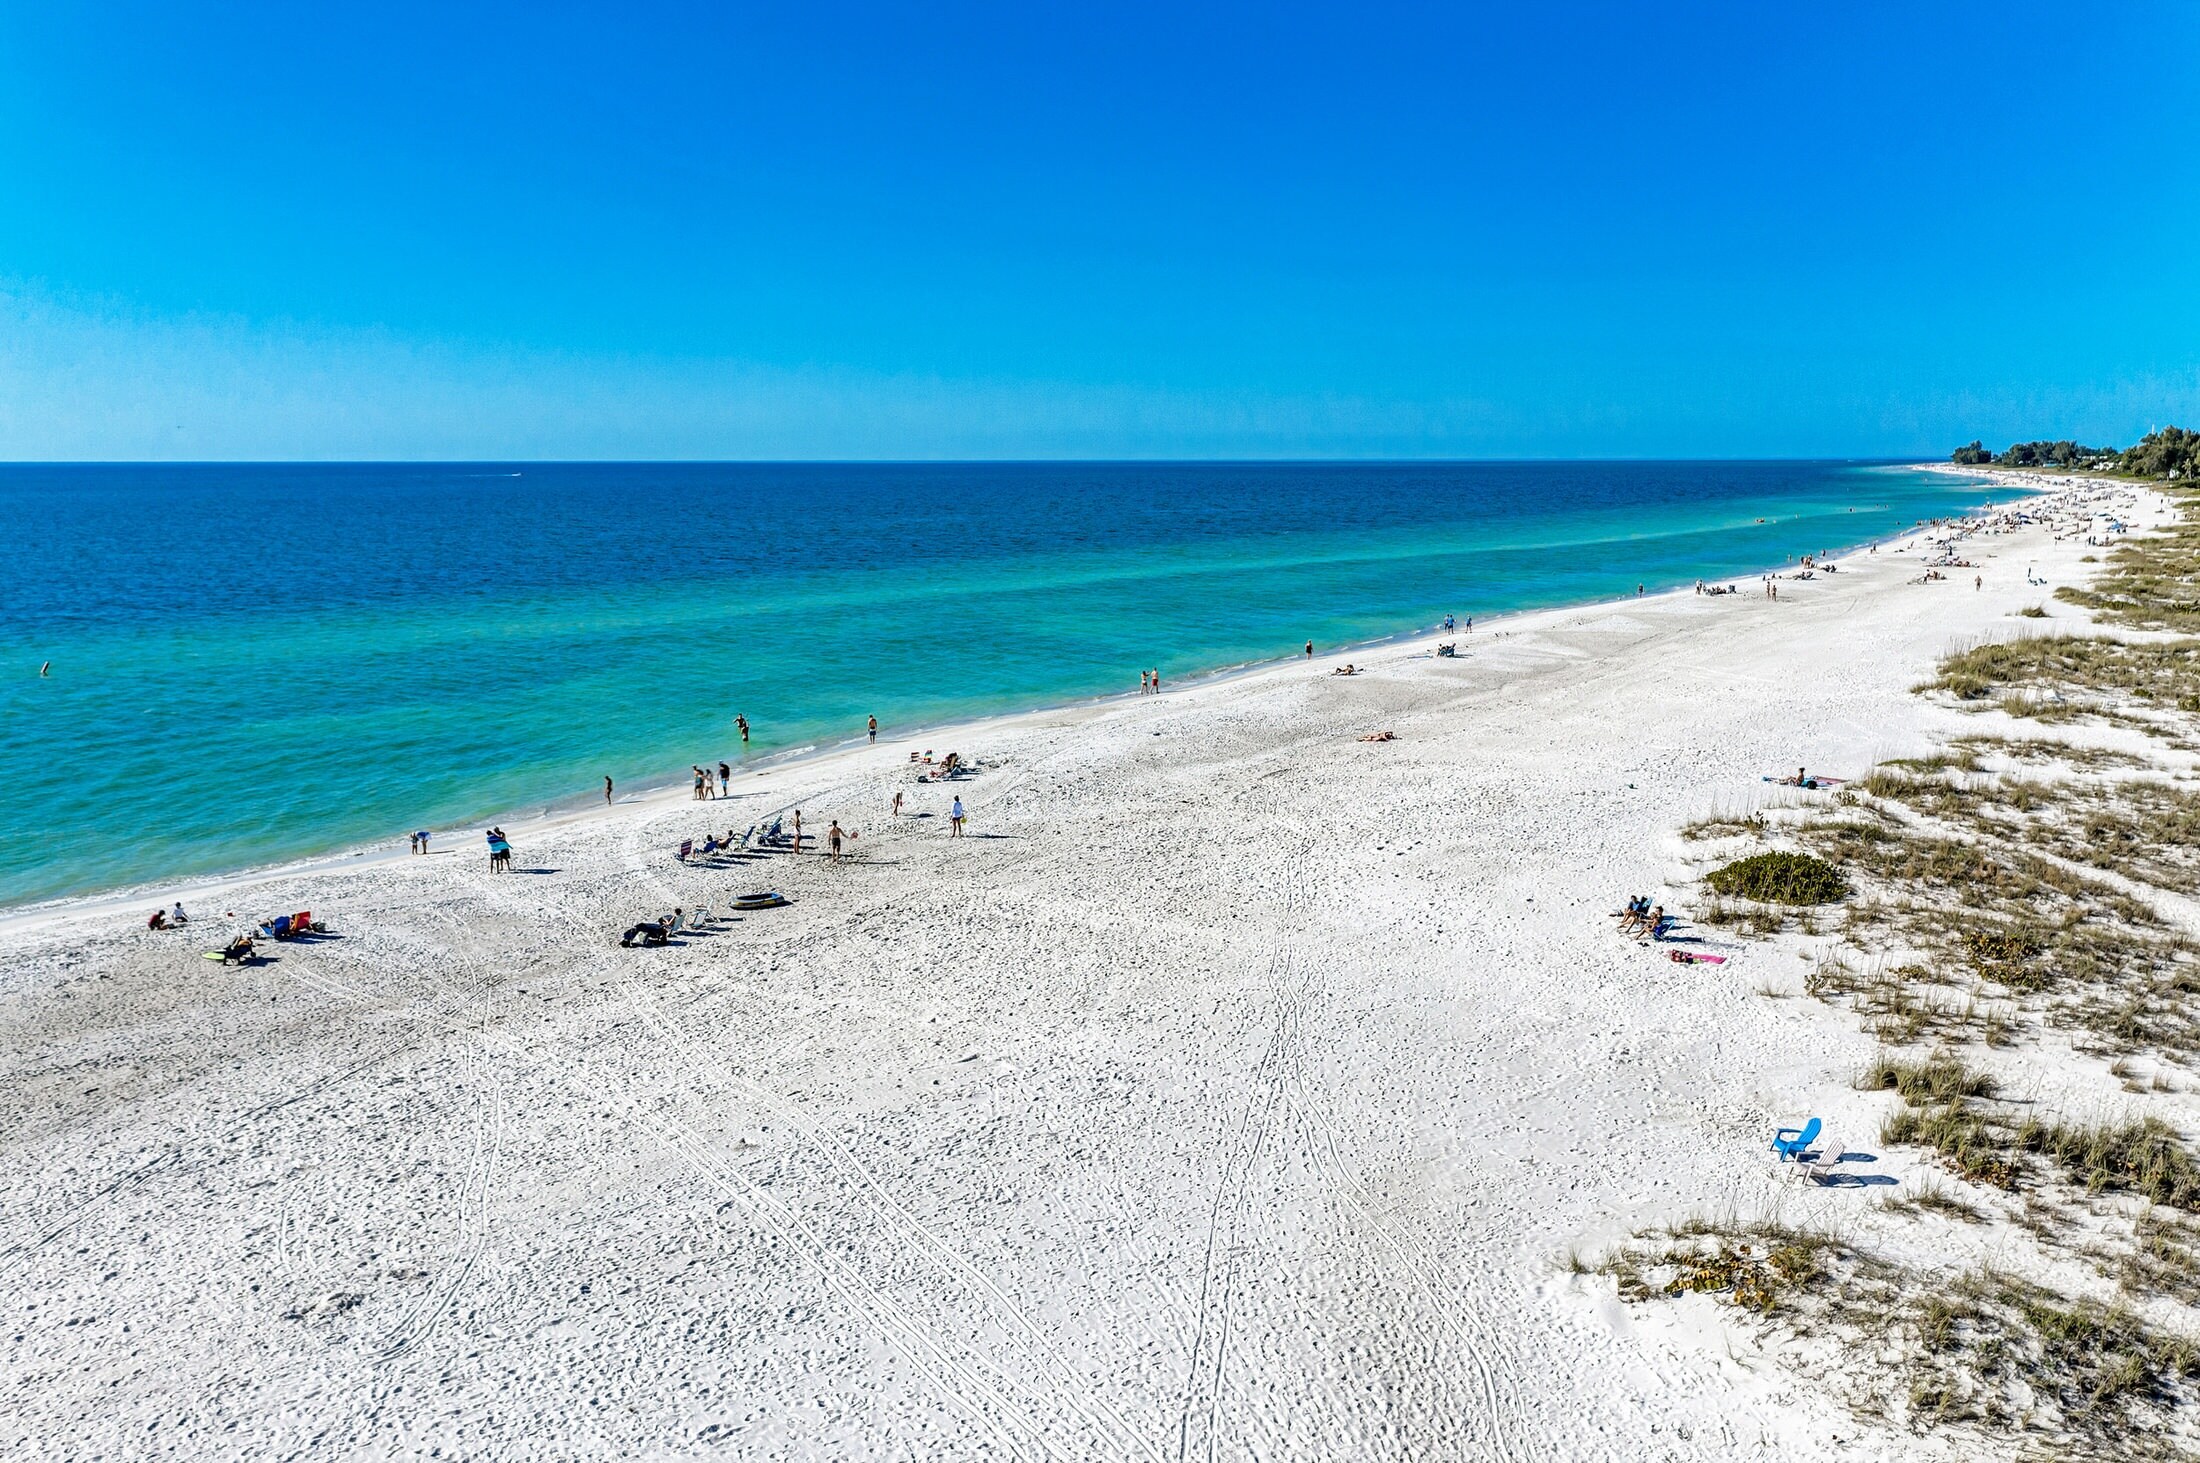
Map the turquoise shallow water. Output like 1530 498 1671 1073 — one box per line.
0 461 1997 907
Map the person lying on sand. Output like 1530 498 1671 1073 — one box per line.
1332 664 1359 676
1357 730 1395 742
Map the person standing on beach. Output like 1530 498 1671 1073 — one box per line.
718 760 731 794
417 829 431 853
604 775 614 805
891 789 904 818
867 715 877 743
791 809 803 853
1151 668 1161 693
949 796 966 837
1975 574 1982 590
827 820 846 862
1305 640 1313 659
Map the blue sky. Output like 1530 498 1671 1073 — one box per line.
1 2 2194 459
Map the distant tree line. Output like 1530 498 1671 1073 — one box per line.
1950 426 2198 479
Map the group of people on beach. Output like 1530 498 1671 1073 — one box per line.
692 763 733 800
145 901 188 930
1138 669 1163 695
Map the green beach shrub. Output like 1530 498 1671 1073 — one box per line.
1705 850 1847 906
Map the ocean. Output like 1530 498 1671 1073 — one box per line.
0 460 1998 907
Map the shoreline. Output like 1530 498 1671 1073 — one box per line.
0 462 2036 933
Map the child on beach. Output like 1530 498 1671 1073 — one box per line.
949 797 966 837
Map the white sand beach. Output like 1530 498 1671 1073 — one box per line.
2 474 2179 1460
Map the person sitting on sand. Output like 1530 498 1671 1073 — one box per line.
147 908 168 930
171 902 188 926
221 934 255 964
620 920 665 948
1641 905 1667 941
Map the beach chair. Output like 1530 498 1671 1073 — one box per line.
689 906 712 930
1800 1132 1845 1184
1771 1116 1821 1163
677 839 693 862
291 910 313 936
260 914 293 940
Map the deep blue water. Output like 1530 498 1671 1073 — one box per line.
0 461 1997 906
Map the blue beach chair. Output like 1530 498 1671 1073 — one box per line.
1772 1117 1822 1162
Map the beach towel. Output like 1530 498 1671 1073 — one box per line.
1668 950 1727 965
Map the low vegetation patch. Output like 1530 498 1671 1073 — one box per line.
1604 1218 2200 1457
1704 850 1847 905
1679 809 1766 841
1859 1050 1996 1105
1926 633 2200 741
2016 1116 2200 1211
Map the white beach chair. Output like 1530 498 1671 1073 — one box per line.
1800 1132 1845 1185
689 906 712 930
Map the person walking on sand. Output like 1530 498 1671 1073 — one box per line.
867 715 877 743
1975 574 1982 590
827 819 847 862
718 760 730 794
604 775 614 805
949 796 966 837
891 789 904 818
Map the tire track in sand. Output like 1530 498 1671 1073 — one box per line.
620 979 1167 1463
374 1028 505 1361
